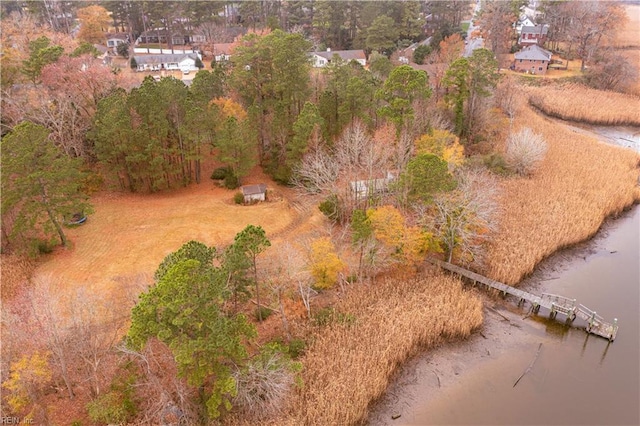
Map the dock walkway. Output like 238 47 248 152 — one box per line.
429 259 618 341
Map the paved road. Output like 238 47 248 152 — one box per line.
464 0 483 57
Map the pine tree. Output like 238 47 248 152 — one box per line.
1 122 93 253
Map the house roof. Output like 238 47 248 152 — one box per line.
514 45 552 61
241 184 267 196
521 25 548 36
518 15 535 25
107 33 130 41
212 43 236 56
314 49 366 62
133 53 199 65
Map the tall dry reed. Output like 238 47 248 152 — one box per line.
527 84 640 126
614 5 640 49
229 271 483 426
485 97 640 285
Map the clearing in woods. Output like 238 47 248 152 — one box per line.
33 167 301 297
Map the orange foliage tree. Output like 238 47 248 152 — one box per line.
77 5 111 44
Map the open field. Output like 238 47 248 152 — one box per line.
527 84 640 127
31 168 295 298
484 98 640 285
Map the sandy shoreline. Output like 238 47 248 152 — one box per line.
367 207 635 425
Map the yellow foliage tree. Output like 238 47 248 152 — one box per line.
310 237 346 289
77 5 111 44
415 129 465 170
2 351 52 419
211 98 248 121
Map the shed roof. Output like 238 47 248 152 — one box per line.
514 45 552 61
241 184 267 196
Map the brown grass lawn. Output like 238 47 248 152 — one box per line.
32 167 296 298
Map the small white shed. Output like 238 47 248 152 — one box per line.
241 184 267 203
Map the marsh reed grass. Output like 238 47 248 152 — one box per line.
527 84 640 127
529 84 640 126
485 100 640 285
229 271 482 426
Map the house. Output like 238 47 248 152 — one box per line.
514 15 536 35
106 33 129 51
211 43 235 62
133 53 201 72
241 184 267 203
397 37 432 63
311 49 367 68
512 44 552 75
519 25 548 46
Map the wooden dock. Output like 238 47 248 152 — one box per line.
429 259 618 341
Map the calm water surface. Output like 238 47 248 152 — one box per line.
412 206 640 425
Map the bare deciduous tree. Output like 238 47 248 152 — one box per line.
68 288 129 397
292 120 395 221
495 75 520 128
567 1 627 71
260 242 312 332
422 168 500 266
195 22 229 57
118 340 200 424
505 127 548 176
232 349 296 419
27 276 76 399
586 51 638 93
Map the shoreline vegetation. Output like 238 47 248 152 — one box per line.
231 102 640 426
485 97 640 286
527 84 640 127
229 271 483 426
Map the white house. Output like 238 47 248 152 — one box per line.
106 33 129 51
514 15 536 35
311 49 367 68
241 184 267 203
133 53 201 72
212 43 235 62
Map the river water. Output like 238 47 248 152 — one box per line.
399 205 640 425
